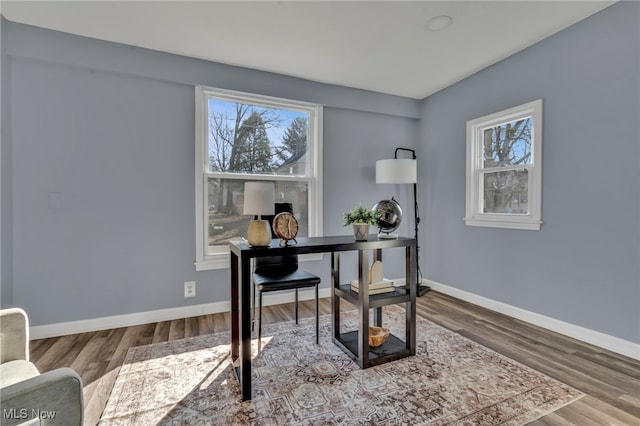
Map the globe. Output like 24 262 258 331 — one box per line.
372 199 402 238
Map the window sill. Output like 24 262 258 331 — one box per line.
464 217 542 231
195 253 324 271
195 256 230 271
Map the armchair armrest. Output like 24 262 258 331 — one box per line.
0 308 29 363
0 367 83 426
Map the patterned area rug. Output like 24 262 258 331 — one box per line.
100 306 582 425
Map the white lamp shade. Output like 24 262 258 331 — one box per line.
243 182 275 216
376 159 417 184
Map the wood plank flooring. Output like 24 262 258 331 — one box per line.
29 291 640 425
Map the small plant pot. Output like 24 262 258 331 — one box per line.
352 224 370 241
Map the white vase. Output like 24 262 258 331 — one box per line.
352 224 370 241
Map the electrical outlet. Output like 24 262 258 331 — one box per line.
184 281 196 298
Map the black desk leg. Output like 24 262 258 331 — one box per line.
374 249 382 327
331 252 340 342
407 245 417 354
358 249 370 368
240 256 252 401
230 252 239 361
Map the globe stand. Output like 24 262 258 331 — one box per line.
377 231 398 239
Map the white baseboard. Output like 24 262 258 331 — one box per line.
29 288 332 340
424 279 640 361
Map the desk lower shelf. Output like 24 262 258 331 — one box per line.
333 330 415 368
334 284 411 308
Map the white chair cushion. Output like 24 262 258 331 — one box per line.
0 359 40 388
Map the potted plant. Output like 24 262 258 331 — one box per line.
343 204 380 240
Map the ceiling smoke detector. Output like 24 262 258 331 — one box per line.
426 15 453 32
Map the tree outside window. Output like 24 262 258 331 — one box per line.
482 117 531 214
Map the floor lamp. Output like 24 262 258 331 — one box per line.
376 148 430 296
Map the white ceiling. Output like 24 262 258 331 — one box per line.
1 1 615 99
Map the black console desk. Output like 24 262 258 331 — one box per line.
229 235 416 401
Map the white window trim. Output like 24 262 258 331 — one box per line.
465 99 543 230
194 86 323 271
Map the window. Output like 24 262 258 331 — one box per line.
195 87 323 270
465 99 542 230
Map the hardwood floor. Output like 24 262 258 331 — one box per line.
29 291 640 425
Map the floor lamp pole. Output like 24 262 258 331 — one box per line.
413 179 430 297
394 148 430 297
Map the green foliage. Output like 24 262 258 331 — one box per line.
231 111 272 173
277 117 308 163
343 204 380 226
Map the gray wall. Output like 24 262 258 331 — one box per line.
1 21 419 325
420 2 639 343
1 17 13 308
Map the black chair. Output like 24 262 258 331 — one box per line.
253 203 321 351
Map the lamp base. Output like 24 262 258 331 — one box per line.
247 220 272 247
417 284 431 297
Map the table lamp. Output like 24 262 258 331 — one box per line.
243 182 275 247
376 148 430 296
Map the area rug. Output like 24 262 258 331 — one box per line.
99 306 582 425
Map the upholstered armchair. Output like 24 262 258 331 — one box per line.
0 308 83 425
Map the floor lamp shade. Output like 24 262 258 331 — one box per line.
376 159 417 184
243 182 275 246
